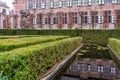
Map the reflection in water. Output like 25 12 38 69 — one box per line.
60 44 120 80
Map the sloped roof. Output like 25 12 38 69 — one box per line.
0 0 9 8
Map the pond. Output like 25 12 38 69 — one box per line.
59 44 120 80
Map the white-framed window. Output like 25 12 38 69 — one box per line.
78 0 82 6
33 18 37 24
112 0 117 4
59 1 62 8
99 0 105 5
98 16 104 24
88 0 92 6
27 4 29 9
98 66 104 72
51 17 53 24
88 16 91 23
32 3 37 10
111 67 116 74
67 17 70 24
101 66 104 72
88 64 91 71
41 3 45 9
78 16 81 24
111 15 116 23
67 0 73 7
77 64 81 70
42 18 45 24
50 2 54 8
98 66 101 72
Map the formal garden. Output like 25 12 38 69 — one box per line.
0 29 120 80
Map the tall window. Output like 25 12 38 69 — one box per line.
88 16 91 24
111 15 116 23
33 18 37 24
32 4 37 10
51 17 53 24
41 3 45 9
88 0 92 6
46 0 50 9
99 0 105 5
77 64 81 70
88 64 91 71
59 2 62 8
42 18 45 24
50 2 54 8
105 0 112 5
98 66 104 72
63 13 67 24
112 0 117 4
98 16 104 24
67 0 73 7
38 0 42 9
78 0 82 6
82 12 88 24
111 67 116 74
78 16 81 24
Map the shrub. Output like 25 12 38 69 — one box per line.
109 38 120 68
0 37 82 80
0 36 68 52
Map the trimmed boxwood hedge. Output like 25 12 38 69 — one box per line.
109 38 120 68
0 29 120 44
0 37 82 80
0 36 67 52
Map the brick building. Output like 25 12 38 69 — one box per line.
0 1 10 29
13 0 120 29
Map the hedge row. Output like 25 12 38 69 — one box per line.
109 38 120 68
0 36 67 52
0 29 120 44
0 37 82 80
0 35 40 39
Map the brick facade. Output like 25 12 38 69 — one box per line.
0 1 10 29
14 0 120 29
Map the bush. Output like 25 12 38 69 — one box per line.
0 37 82 80
0 36 68 52
1 29 120 44
109 38 120 68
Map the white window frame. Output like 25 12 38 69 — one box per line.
67 17 70 24
77 64 81 70
88 64 91 71
99 0 105 5
88 16 91 24
78 0 82 6
27 4 29 9
78 16 81 24
41 3 45 9
111 67 116 74
59 1 62 8
112 0 117 4
101 66 104 72
50 2 54 8
111 15 116 23
98 16 104 24
32 3 37 10
50 17 53 24
33 18 37 25
67 0 73 7
88 0 92 6
42 18 45 24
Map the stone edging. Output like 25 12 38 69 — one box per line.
39 44 84 80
